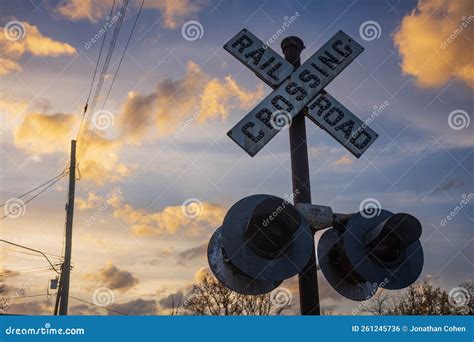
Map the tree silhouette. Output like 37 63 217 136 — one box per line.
363 281 473 315
182 272 292 315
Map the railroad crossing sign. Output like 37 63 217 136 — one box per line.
224 28 378 157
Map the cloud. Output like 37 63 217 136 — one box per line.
144 0 203 29
76 191 106 210
177 241 207 265
334 155 353 166
14 113 78 154
109 298 157 315
394 0 474 88
5 299 52 315
118 61 264 142
158 291 184 309
84 263 139 292
13 112 130 184
110 192 225 236
69 304 101 315
76 133 131 184
0 21 76 76
56 0 204 29
55 0 112 22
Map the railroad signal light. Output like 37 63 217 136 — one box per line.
208 195 312 295
318 210 424 301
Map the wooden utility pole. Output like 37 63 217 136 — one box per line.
58 140 76 315
281 37 320 315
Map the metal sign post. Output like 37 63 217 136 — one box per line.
281 36 320 315
221 28 380 315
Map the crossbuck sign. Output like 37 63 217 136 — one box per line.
224 29 378 157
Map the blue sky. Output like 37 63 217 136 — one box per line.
0 0 472 315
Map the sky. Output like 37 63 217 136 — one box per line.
0 0 472 315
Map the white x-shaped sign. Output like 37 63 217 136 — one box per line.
224 29 378 157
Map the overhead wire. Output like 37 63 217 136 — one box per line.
101 0 145 110
76 0 117 142
79 0 144 163
69 296 129 315
0 170 67 208
77 0 130 162
0 247 63 260
0 239 62 273
0 174 67 221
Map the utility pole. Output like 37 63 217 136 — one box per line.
58 140 76 315
281 37 320 315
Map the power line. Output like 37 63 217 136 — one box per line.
79 0 143 163
69 296 129 315
76 0 117 142
0 247 63 260
0 174 66 220
0 170 67 208
77 0 130 160
0 240 61 273
4 294 50 300
77 0 130 161
101 0 145 110
0 266 54 279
